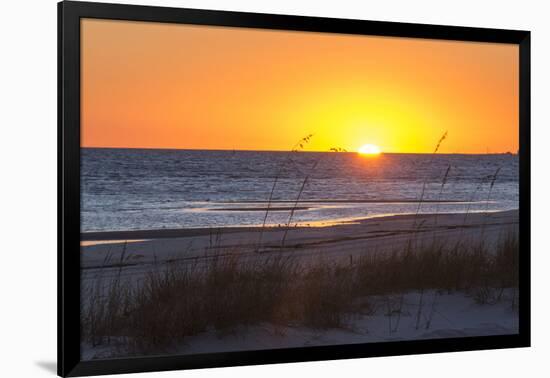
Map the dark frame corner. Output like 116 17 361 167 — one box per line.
58 1 531 376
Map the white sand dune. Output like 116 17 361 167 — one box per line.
81 289 518 360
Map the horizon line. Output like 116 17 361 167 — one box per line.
81 146 518 155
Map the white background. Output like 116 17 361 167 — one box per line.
0 0 548 376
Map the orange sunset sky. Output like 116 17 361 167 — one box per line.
81 19 519 154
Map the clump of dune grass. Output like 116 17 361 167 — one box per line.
81 229 519 357
401 131 448 330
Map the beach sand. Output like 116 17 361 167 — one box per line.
80 210 519 359
81 210 518 273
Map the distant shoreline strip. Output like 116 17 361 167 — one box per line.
81 209 517 242
218 199 473 204
210 206 311 211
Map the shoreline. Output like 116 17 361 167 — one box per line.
80 210 519 272
81 209 518 242
216 199 473 204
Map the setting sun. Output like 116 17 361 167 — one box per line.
358 144 381 155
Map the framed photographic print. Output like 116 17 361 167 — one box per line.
58 1 530 376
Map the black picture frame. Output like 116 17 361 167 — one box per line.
58 1 531 376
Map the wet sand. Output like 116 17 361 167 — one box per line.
81 210 519 276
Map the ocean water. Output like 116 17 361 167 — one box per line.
81 148 519 232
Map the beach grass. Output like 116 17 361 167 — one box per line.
81 228 518 356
